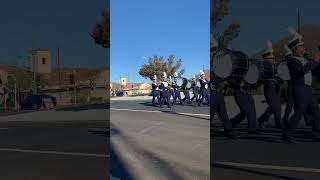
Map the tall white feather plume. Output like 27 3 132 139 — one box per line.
288 26 302 39
267 40 273 52
193 74 196 79
163 72 167 77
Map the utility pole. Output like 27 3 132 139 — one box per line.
57 48 62 100
298 9 301 33
32 49 37 95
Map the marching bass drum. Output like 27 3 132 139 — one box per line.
244 59 275 84
186 80 192 89
213 49 249 78
176 77 188 87
277 62 291 80
196 81 201 88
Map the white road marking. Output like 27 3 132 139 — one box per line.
111 108 209 117
213 161 320 173
0 148 109 158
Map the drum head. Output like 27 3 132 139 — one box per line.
176 78 183 86
244 64 260 84
186 81 192 89
213 51 233 78
196 81 201 88
277 62 291 80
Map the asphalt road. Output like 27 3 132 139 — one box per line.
211 96 320 180
112 96 320 179
110 99 210 180
0 103 109 180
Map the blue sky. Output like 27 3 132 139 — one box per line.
216 0 320 55
110 0 210 83
0 0 108 68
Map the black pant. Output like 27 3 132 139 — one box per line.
287 85 320 134
182 89 191 103
258 86 281 126
173 89 183 105
283 84 312 127
199 88 210 105
231 90 257 132
211 90 233 133
152 90 160 106
191 89 199 102
160 91 171 108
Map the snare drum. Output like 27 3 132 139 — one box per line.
213 49 249 78
277 62 291 80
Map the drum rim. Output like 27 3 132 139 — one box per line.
213 50 249 78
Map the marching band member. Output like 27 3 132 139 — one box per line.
282 45 312 128
229 77 258 135
190 75 200 104
159 72 172 108
283 27 320 142
168 76 175 103
182 78 192 104
258 40 282 129
210 38 238 139
151 75 160 106
172 72 184 106
198 70 210 106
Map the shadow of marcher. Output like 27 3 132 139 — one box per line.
110 123 190 180
56 103 110 112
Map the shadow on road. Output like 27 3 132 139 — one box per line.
110 122 187 180
211 163 305 180
56 103 110 112
139 101 204 108
212 124 316 143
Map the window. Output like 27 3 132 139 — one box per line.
42 58 46 65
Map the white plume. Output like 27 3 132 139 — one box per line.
163 72 167 77
288 26 302 39
267 40 273 52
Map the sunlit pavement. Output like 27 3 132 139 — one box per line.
111 100 210 180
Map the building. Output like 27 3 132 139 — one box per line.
111 76 151 96
31 49 52 74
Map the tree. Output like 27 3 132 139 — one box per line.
211 0 240 50
91 9 110 48
139 54 185 81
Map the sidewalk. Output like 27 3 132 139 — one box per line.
111 96 152 101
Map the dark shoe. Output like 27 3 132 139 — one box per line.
226 131 238 140
312 132 320 142
282 132 295 143
248 131 259 135
258 120 265 129
274 124 282 129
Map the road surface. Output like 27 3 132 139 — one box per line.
0 103 109 180
211 96 320 180
110 99 210 180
